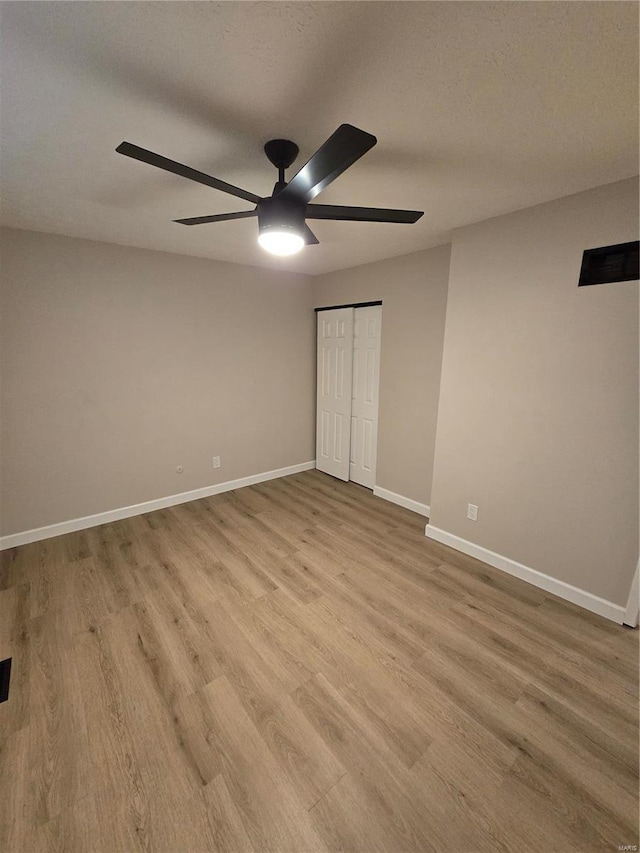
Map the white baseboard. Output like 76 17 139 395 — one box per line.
623 560 639 628
424 523 626 625
373 486 430 517
0 461 316 551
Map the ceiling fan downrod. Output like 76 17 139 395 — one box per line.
263 138 299 192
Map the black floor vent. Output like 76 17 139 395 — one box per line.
578 241 639 287
0 658 11 703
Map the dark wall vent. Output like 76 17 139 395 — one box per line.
0 658 11 703
578 241 639 287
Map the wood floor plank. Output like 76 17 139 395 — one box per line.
248 478 329 525
0 726 35 852
1 537 65 592
39 557 116 636
514 685 639 798
27 610 92 825
1 470 637 852
311 588 426 669
0 582 29 656
199 773 256 853
295 672 440 853
34 787 147 853
198 676 328 852
297 557 429 662
218 599 316 693
259 550 325 603
73 622 157 846
412 627 638 844
278 594 435 767
517 684 638 816
131 592 222 702
452 597 639 734
194 600 345 809
146 521 269 605
409 740 518 853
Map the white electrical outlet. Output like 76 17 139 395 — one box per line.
467 503 478 521
212 456 221 469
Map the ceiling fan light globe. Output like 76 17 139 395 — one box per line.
258 228 304 256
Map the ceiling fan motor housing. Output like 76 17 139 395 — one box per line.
257 195 306 238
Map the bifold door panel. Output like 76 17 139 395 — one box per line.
316 308 354 481
350 305 381 488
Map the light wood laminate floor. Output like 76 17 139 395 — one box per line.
1 470 638 852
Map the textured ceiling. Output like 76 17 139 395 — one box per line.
1 1 638 275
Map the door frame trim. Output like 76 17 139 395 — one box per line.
315 300 382 312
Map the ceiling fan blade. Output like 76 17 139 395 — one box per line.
174 210 257 226
304 225 319 245
116 142 261 205
306 204 423 224
278 124 376 204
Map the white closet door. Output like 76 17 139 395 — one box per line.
316 308 354 481
350 305 382 488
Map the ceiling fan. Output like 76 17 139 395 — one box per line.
115 124 424 257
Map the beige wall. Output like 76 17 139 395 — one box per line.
430 178 639 606
0 228 315 536
313 246 450 508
